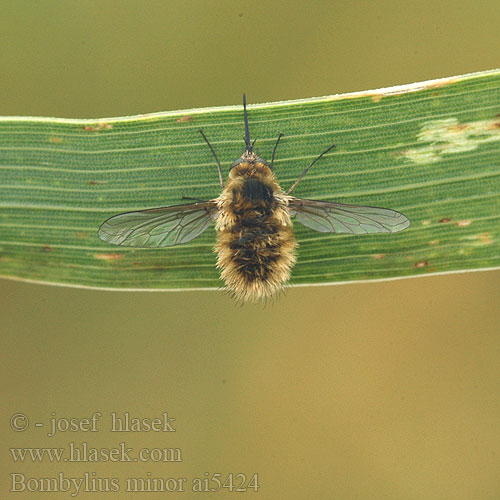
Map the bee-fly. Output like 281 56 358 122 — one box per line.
98 95 410 301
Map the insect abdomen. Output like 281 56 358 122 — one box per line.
215 178 296 301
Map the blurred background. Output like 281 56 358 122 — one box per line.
1 1 499 499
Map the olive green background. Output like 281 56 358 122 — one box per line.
1 1 499 499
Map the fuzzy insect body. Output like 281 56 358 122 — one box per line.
215 154 296 301
98 95 410 301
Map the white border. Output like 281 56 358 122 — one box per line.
1 266 499 292
0 69 498 124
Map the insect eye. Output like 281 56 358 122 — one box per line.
230 158 244 170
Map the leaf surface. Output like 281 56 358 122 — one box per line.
1 70 499 289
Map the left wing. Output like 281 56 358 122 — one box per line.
98 200 219 247
288 197 410 234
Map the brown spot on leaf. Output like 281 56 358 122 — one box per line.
42 245 52 252
456 219 472 227
176 115 193 123
83 122 113 132
76 232 89 239
426 78 458 88
372 253 385 259
428 240 439 245
474 233 492 245
450 123 469 132
87 180 98 185
371 95 383 103
49 136 63 143
439 218 451 223
94 253 124 261
421 220 431 226
414 260 429 269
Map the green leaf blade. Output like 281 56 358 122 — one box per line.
1 70 499 290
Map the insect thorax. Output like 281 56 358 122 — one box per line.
215 161 291 231
227 160 275 204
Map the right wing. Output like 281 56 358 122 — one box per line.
98 200 219 247
288 197 410 234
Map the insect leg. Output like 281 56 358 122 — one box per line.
199 129 224 188
270 133 284 170
287 143 336 194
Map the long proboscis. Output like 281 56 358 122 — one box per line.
243 93 252 151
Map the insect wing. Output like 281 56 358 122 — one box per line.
98 201 218 247
288 198 410 234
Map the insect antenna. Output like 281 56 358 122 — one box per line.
287 143 336 194
270 132 284 170
199 129 224 188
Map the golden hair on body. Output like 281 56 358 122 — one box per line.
215 153 297 301
99 95 410 302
